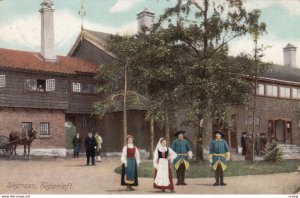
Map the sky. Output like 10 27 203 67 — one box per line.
1 0 300 67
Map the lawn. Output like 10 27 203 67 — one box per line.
114 159 300 178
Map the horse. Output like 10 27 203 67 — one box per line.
9 128 37 159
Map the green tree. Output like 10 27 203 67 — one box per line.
152 0 267 161
264 139 284 163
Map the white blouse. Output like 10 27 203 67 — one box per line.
121 144 140 166
153 147 177 168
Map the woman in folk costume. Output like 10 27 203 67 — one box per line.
95 132 103 162
153 138 177 192
209 130 231 186
121 135 140 191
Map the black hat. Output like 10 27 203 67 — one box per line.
242 132 247 135
175 130 186 137
214 130 225 137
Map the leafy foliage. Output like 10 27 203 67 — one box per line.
263 139 284 163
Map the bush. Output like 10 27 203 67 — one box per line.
65 121 76 149
263 139 284 163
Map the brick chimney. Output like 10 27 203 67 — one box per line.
39 0 57 62
137 8 155 34
283 43 296 67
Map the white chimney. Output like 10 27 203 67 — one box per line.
39 0 57 62
283 43 296 67
137 8 155 34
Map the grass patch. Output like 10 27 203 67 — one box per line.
114 159 300 178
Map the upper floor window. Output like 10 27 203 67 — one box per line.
0 75 6 88
292 88 300 99
25 79 55 92
266 85 278 97
72 82 97 94
256 84 264 95
279 86 291 98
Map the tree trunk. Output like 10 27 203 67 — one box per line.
196 118 204 162
123 62 128 145
165 115 170 145
149 117 154 159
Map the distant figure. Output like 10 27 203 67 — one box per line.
85 132 97 166
72 133 81 158
255 132 260 156
95 132 103 162
241 132 247 156
260 133 267 156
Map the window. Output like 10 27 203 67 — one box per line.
266 85 278 97
72 82 97 94
256 84 264 95
46 79 55 91
246 116 260 125
82 115 96 127
40 123 50 135
0 75 6 87
72 82 81 92
279 87 291 98
292 88 300 99
25 79 55 92
22 122 32 132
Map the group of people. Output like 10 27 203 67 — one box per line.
72 132 103 165
120 129 231 192
241 132 267 157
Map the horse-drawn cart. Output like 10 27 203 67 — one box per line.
0 135 13 157
0 135 25 157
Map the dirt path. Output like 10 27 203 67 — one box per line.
0 157 299 194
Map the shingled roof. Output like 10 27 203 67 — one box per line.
261 64 300 83
0 48 98 75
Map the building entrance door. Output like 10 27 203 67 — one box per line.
269 119 292 144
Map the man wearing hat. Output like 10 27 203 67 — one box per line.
209 130 230 186
241 132 247 156
84 131 97 166
171 130 192 185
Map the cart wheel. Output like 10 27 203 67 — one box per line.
3 149 9 157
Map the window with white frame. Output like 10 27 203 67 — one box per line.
26 79 55 92
0 75 6 88
72 82 97 94
292 88 300 99
279 86 291 98
46 79 55 91
72 82 81 92
266 85 278 97
40 122 50 135
256 84 264 95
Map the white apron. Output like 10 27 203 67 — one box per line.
154 158 170 186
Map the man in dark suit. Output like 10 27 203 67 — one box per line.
241 132 247 156
85 132 97 165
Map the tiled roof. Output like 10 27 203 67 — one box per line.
0 48 98 74
262 64 300 83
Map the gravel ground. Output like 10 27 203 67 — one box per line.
0 156 299 194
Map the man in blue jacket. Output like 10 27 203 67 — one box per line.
209 130 230 186
171 130 192 185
